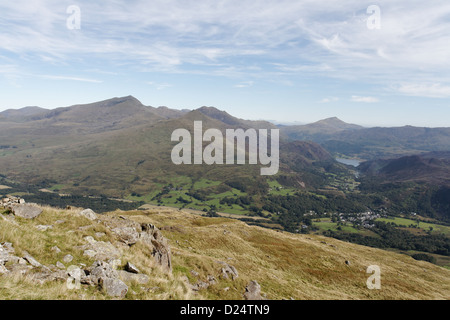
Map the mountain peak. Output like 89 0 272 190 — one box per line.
311 117 362 130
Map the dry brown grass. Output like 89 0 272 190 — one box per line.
1 205 449 300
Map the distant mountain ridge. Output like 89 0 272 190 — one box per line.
358 152 450 186
0 106 49 122
280 117 363 142
3 98 450 161
280 117 450 160
0 96 339 197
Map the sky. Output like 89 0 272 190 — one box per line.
0 0 450 127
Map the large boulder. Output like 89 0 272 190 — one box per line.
9 204 43 219
84 260 129 298
100 278 128 298
88 260 119 285
79 236 121 261
112 226 140 246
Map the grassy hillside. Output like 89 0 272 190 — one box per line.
1 205 449 300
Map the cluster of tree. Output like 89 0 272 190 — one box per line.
176 196 192 204
225 177 268 195
358 179 450 222
266 192 366 216
323 221 450 256
22 192 144 213
219 195 253 207
186 190 208 202
411 253 437 264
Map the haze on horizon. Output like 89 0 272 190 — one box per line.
1 0 449 128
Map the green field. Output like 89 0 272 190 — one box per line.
312 218 361 234
267 180 296 196
377 217 450 236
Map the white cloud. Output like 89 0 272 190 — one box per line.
351 96 379 103
396 83 450 98
146 81 172 90
41 75 102 83
234 81 254 88
319 97 339 103
1 1 450 87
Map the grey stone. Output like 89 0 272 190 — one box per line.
63 254 73 263
217 261 238 280
80 238 121 261
100 278 128 298
117 270 149 284
140 223 172 273
83 250 96 258
79 209 97 221
23 253 42 267
191 281 210 291
0 264 8 274
243 280 264 300
190 270 199 277
125 262 140 274
10 204 43 219
35 225 53 231
88 260 119 285
51 246 61 254
112 226 140 245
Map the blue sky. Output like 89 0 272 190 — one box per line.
1 0 450 127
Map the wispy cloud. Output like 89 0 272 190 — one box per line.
396 83 450 98
1 0 449 124
41 75 102 83
234 81 254 88
1 0 449 84
351 96 379 103
319 97 339 103
146 81 172 90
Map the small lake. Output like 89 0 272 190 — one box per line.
336 158 361 167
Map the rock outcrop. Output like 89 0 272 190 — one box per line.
243 280 265 300
140 223 172 273
1 196 25 207
1 197 43 219
102 216 172 273
0 206 173 299
217 261 238 280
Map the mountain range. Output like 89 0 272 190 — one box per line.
282 117 450 160
2 96 450 275
0 96 335 198
2 96 450 195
